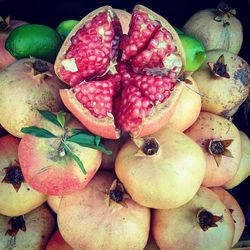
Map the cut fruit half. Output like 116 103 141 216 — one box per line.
55 5 185 139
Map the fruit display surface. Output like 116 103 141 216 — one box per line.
0 0 250 249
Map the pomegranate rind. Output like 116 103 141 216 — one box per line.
131 81 184 138
113 9 131 34
60 82 184 139
132 5 186 75
211 187 245 247
54 6 116 85
60 89 120 139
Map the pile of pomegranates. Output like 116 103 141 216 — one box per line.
0 2 249 250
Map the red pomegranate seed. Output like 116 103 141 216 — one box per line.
60 10 122 86
131 27 177 74
73 79 115 118
114 85 154 133
119 10 161 61
116 62 134 87
130 74 176 104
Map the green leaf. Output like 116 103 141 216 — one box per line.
38 110 62 128
57 111 66 128
67 133 97 145
95 136 101 146
69 140 112 155
71 128 92 135
21 126 57 138
62 142 87 174
67 129 112 155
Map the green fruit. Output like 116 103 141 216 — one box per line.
5 24 62 62
178 34 206 72
56 20 79 40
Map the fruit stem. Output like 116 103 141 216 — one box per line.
142 138 160 156
1 162 24 192
208 140 225 155
107 179 128 207
133 137 160 156
207 55 230 79
5 216 26 237
0 16 10 32
207 138 234 166
215 2 236 23
33 60 50 73
197 209 223 231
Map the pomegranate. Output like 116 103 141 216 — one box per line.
211 187 245 247
47 195 62 214
0 135 47 217
167 76 201 131
0 204 56 250
223 131 250 189
46 230 73 250
0 16 27 69
152 186 235 250
183 1 243 54
57 171 150 250
55 5 186 139
115 125 206 209
192 51 250 117
185 112 241 187
18 111 105 196
0 58 66 138
113 9 131 34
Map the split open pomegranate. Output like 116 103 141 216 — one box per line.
55 5 185 139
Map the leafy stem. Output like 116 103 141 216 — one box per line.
21 110 112 174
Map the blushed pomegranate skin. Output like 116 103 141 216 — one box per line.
0 58 66 138
0 204 56 250
18 116 102 196
46 230 73 250
185 112 241 187
0 135 47 217
152 187 235 250
55 5 186 139
0 19 27 69
224 131 250 189
211 187 245 247
168 76 201 131
0 34 15 69
58 171 150 250
115 125 206 209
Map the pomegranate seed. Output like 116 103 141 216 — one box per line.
114 85 154 133
120 10 161 61
129 74 176 104
60 10 122 86
73 79 115 118
131 27 177 75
